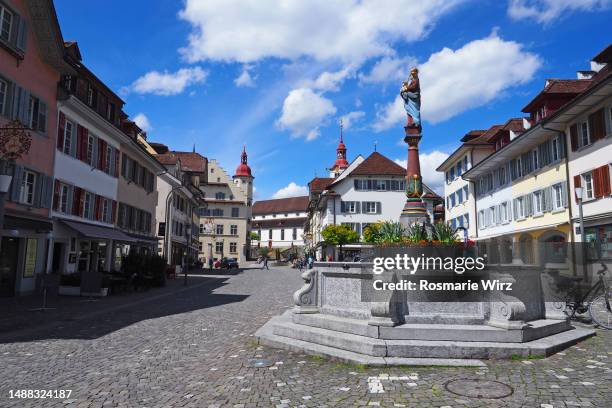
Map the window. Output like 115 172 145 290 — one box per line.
281 229 285 240
83 192 92 219
553 183 565 210
515 197 525 219
450 194 456 207
457 189 463 204
268 229 273 240
532 149 539 170
215 242 223 254
342 201 357 213
457 161 462 176
63 120 74 155
292 228 297 240
216 224 224 235
28 95 47 133
87 84 97 108
102 199 109 223
488 207 496 226
59 184 69 214
229 242 237 253
212 209 224 217
450 167 455 180
533 190 543 215
463 186 469 200
580 121 590 147
107 102 116 122
363 201 379 214
551 136 561 162
478 210 485 229
463 156 468 171
87 135 94 165
583 172 594 200
498 166 506 185
19 170 36 205
0 78 7 116
215 192 225 200
500 202 509 223
231 207 239 217
105 146 112 174
230 225 238 235
0 5 13 42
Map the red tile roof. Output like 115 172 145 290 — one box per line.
153 151 207 172
252 196 309 215
464 125 503 145
350 152 405 176
460 130 486 142
522 79 592 112
309 177 334 193
155 153 178 165
502 118 526 133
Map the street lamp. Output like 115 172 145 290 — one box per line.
575 186 587 278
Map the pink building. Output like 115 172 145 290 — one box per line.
0 0 71 296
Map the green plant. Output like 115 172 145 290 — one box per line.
321 224 359 259
378 221 405 244
404 223 429 243
122 251 145 275
363 222 382 243
148 254 167 287
431 222 457 244
258 247 270 257
249 231 260 241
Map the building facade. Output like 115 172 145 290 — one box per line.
252 196 308 255
0 0 70 296
198 148 253 265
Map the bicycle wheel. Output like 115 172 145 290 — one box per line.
589 294 612 329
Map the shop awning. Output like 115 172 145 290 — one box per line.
126 232 160 244
4 215 53 232
61 220 137 242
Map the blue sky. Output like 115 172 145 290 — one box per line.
54 0 612 199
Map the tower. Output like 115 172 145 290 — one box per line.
329 121 349 178
233 145 254 203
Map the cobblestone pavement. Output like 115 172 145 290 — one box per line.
0 266 611 408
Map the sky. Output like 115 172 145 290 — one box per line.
54 0 612 200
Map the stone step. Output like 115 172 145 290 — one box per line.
293 312 379 337
272 314 387 356
381 319 570 343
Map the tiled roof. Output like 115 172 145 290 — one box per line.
593 44 612 64
460 130 486 142
253 218 307 229
502 118 526 133
155 153 178 165
464 125 503 145
252 196 309 215
309 177 334 193
153 151 207 172
350 152 405 176
522 79 592 112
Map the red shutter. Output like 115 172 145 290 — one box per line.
594 168 603 199
111 200 117 224
72 187 81 215
574 175 581 203
600 165 611 197
57 112 65 150
114 150 120 177
79 189 86 216
52 180 60 211
76 125 88 161
592 109 605 142
570 124 578 151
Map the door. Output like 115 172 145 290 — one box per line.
51 243 63 273
0 237 19 297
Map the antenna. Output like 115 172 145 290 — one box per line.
374 140 378 152
339 119 343 142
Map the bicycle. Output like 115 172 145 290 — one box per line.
564 263 612 329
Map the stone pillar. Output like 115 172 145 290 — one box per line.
399 126 429 227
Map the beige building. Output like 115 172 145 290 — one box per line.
198 147 253 265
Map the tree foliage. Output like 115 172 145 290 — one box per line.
321 224 360 247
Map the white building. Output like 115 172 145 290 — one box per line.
252 196 309 255
306 140 441 260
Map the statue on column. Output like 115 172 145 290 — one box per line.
400 68 421 129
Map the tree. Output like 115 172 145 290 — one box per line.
321 225 359 260
250 231 260 241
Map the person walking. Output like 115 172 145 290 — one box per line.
263 255 269 270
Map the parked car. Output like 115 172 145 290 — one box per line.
219 257 239 269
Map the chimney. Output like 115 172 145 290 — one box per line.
576 70 595 79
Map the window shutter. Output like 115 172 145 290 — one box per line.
72 187 81 216
573 175 581 203
9 13 19 45
601 165 611 197
10 86 21 120
340 201 346 213
57 112 65 150
593 167 602 198
41 175 53 209
376 202 382 214
18 90 30 125
559 135 567 159
76 125 86 160
525 194 533 217
38 101 47 132
94 195 101 221
543 186 552 212
16 18 27 51
52 180 60 211
354 179 359 190
355 202 361 213
120 152 126 177
561 181 568 207
570 124 578 151
512 199 518 220
593 109 606 142
9 165 24 202
109 147 115 175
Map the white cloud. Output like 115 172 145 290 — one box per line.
128 67 208 96
276 88 337 141
394 150 449 194
508 0 611 24
359 55 416 84
302 65 356 92
179 0 464 64
272 182 308 199
373 33 541 130
340 111 365 130
234 65 256 87
133 113 152 132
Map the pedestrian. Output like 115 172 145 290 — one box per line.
263 255 269 270
208 257 213 271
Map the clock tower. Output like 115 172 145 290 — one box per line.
329 122 349 178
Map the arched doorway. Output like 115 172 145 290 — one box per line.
519 234 534 265
540 232 567 266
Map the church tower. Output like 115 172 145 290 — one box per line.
329 122 349 177
233 145 254 204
